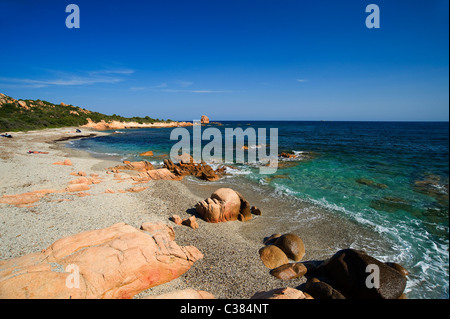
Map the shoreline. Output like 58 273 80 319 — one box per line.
0 127 403 298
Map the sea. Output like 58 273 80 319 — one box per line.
68 121 449 299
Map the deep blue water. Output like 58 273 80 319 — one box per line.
70 121 449 298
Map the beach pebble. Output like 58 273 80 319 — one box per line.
170 215 183 225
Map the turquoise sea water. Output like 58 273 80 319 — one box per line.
70 121 449 299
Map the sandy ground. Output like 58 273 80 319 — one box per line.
0 127 394 299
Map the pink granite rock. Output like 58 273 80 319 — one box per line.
0 223 202 299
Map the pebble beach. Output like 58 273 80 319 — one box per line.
0 127 403 298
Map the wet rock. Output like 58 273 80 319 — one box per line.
279 152 297 158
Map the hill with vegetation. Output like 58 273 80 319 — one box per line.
0 93 172 132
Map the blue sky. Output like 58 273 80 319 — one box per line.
0 0 448 121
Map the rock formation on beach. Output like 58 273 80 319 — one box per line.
258 229 409 299
316 248 407 299
200 115 210 124
0 223 203 299
164 159 220 182
195 188 257 223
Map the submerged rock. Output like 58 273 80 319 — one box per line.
370 196 420 214
356 178 388 189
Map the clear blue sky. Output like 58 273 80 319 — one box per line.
0 0 448 121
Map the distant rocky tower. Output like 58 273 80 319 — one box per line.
200 115 209 124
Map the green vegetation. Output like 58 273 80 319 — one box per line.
0 94 172 132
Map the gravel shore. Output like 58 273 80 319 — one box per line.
0 127 393 299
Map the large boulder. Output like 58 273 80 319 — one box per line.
259 246 289 269
318 249 407 299
273 233 305 262
0 223 203 299
195 188 252 223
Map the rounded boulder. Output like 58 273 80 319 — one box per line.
273 233 305 262
259 245 289 269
